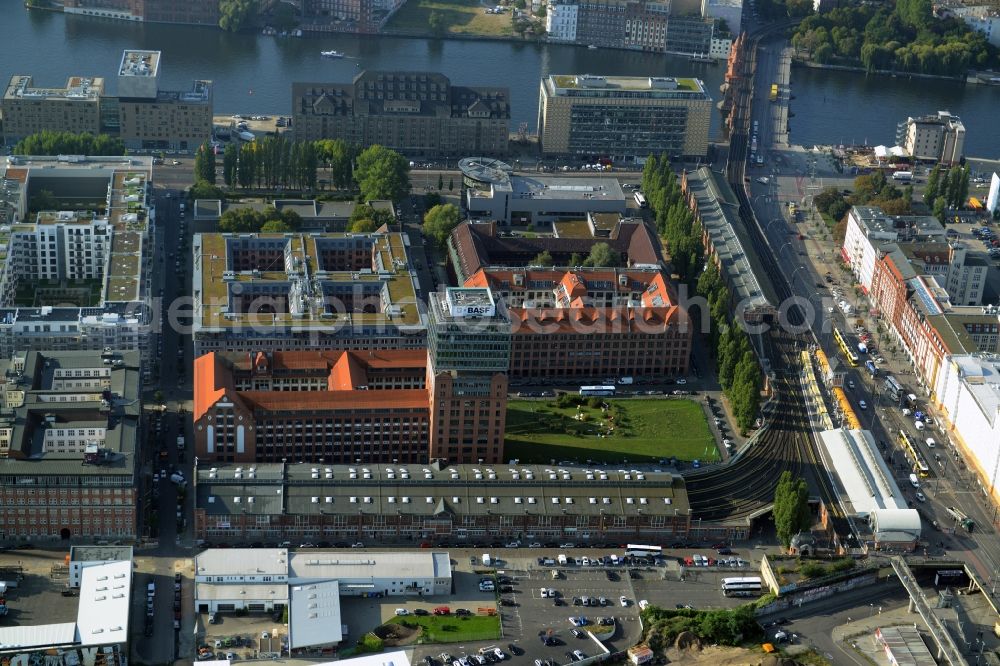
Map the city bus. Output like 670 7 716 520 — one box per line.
721 577 762 596
634 192 648 208
898 431 930 477
625 544 663 558
884 375 903 405
833 327 860 366
579 385 616 397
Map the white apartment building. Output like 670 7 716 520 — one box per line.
0 156 155 380
841 206 946 292
710 36 733 59
988 172 999 214
901 242 989 306
902 111 966 164
546 3 578 42
934 355 1000 508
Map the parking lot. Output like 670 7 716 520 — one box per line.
199 613 287 661
403 547 756 664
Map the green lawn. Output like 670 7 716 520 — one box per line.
505 398 718 463
386 0 514 37
388 613 501 643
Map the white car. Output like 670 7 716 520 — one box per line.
915 492 927 502
926 437 937 448
619 596 629 607
540 588 549 598
676 378 687 385
394 608 409 616
858 400 867 410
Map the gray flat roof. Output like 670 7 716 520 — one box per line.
289 580 342 648
289 551 451 582
196 462 689 518
686 167 776 312
196 582 290 602
196 548 290 577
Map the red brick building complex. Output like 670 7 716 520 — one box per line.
195 288 512 465
448 219 691 380
466 268 690 379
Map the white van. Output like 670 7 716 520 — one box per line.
557 554 568 565
914 420 926 431
909 473 920 488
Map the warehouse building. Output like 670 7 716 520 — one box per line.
537 74 711 159
0 559 131 665
193 548 451 651
193 461 693 543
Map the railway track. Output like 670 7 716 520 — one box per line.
686 329 809 520
683 19 847 523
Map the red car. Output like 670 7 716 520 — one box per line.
433 606 451 616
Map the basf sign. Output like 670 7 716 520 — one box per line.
450 302 496 318
446 287 496 318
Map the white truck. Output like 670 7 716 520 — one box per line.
557 554 568 565
482 553 492 567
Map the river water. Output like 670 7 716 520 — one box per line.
4 2 1000 156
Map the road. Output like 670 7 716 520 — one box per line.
743 34 1000 601
129 181 197 664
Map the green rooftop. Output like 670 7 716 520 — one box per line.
550 74 704 94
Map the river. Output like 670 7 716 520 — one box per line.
4 2 1000 156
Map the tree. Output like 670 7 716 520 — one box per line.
933 195 947 222
219 0 257 31
773 472 812 547
261 219 293 233
13 130 124 156
422 203 462 249
568 252 583 266
223 143 238 188
219 208 263 233
428 10 448 37
194 142 217 184
316 139 356 190
350 218 378 233
349 203 395 232
582 242 620 267
531 250 554 266
437 173 444 191
449 178 455 192
281 209 302 230
354 145 410 201
924 164 941 203
189 180 225 202
29 189 60 212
